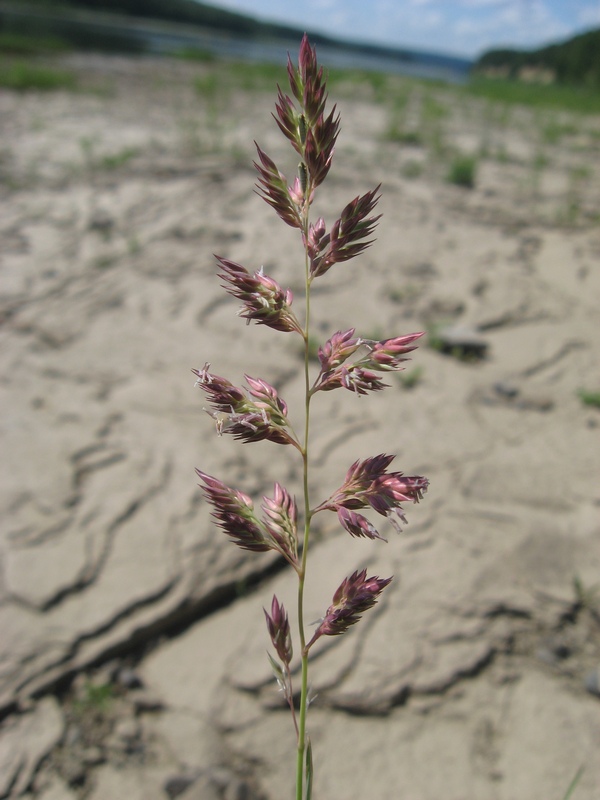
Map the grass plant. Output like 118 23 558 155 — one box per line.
192 37 428 798
401 159 424 179
577 389 600 409
399 366 423 389
446 153 477 188
0 32 69 55
99 147 138 171
0 59 77 91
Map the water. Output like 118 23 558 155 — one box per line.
145 28 472 83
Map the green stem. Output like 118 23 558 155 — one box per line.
296 202 313 800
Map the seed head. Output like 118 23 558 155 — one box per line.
254 145 303 229
309 187 381 277
314 454 429 537
336 506 386 541
358 333 424 371
308 570 393 644
317 328 362 373
193 365 297 446
217 256 303 334
261 482 299 567
313 331 423 394
196 469 271 553
264 595 293 666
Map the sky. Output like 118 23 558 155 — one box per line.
201 0 600 58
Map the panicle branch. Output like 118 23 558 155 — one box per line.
193 363 298 447
307 569 393 646
313 331 424 395
196 470 299 567
254 144 304 229
265 594 293 666
217 256 303 334
308 187 381 278
316 328 363 373
262 482 299 567
314 454 429 539
195 469 271 553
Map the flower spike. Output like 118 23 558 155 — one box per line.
317 329 363 373
313 331 424 395
314 454 429 538
307 570 393 646
193 364 298 446
196 469 271 553
254 144 303 229
264 595 293 666
217 256 303 334
309 187 381 277
262 482 299 568
197 471 300 565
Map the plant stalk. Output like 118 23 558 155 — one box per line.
296 203 313 800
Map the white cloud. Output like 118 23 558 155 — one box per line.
460 0 514 8
202 0 599 59
578 6 600 27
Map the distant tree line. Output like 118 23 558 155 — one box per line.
15 0 311 41
475 28 600 89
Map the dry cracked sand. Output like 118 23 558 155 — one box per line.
1 53 600 800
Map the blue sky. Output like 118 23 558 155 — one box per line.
202 0 600 58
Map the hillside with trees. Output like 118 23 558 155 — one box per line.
474 27 600 89
5 0 305 40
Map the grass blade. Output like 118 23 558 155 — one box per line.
561 765 584 800
305 736 313 800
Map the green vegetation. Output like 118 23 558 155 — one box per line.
541 118 579 145
562 771 583 800
446 154 477 188
384 125 423 146
577 389 600 408
0 31 69 55
469 27 600 115
561 764 585 800
0 60 77 91
0 7 146 54
192 61 287 101
193 73 220 101
475 27 600 89
532 151 550 171
465 76 600 114
421 93 448 122
224 61 287 93
388 284 421 304
573 575 600 611
426 324 444 354
4 0 407 63
73 681 114 713
399 366 423 389
174 46 215 63
99 146 138 170
401 159 424 179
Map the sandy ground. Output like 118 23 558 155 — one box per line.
1 53 600 800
